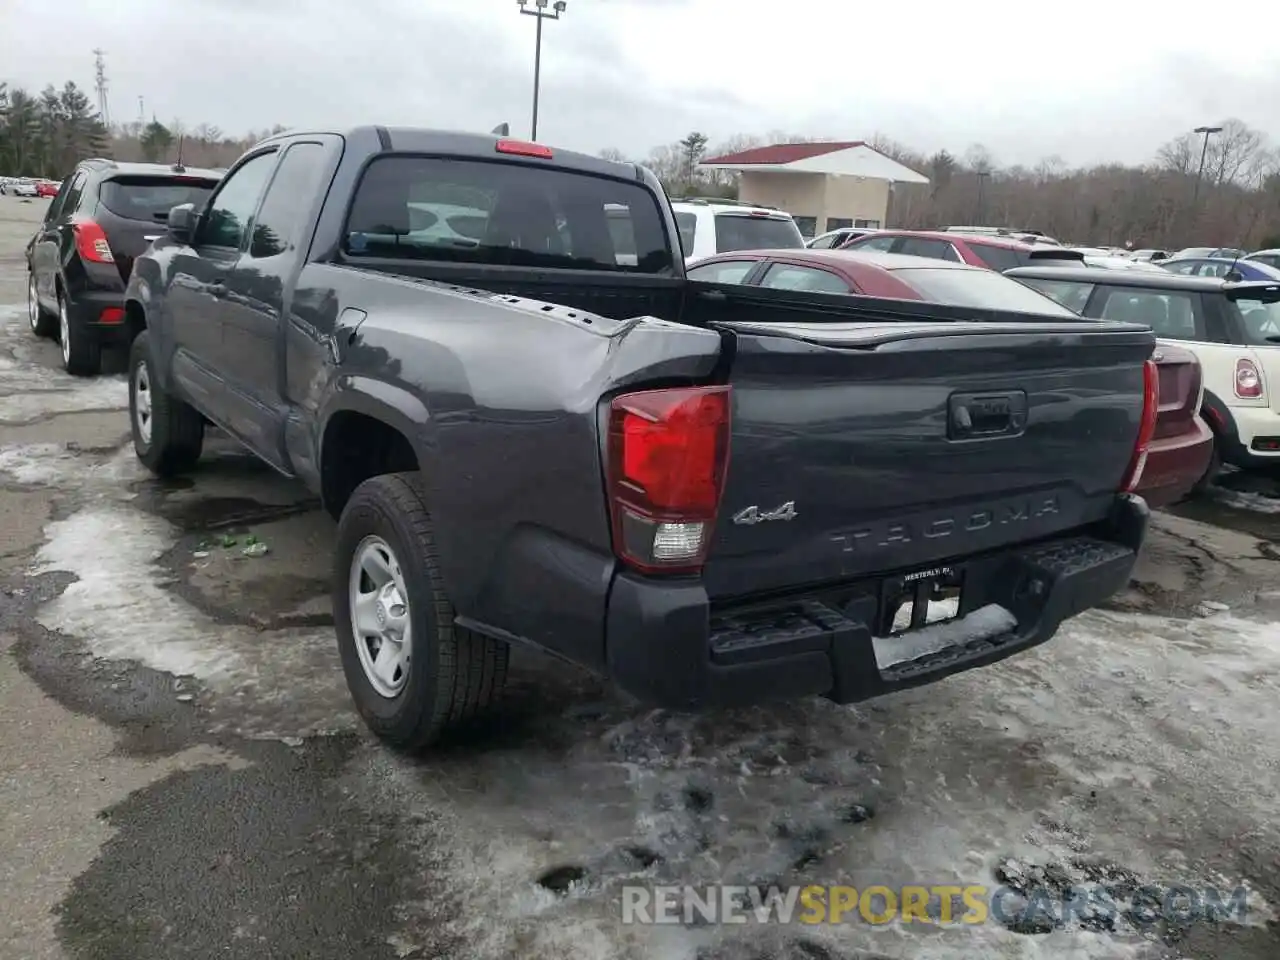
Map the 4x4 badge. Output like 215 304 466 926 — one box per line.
732 501 798 525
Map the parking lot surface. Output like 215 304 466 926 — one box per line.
1 195 1278 960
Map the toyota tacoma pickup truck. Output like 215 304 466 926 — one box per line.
123 126 1157 750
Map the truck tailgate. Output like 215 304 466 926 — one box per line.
704 318 1155 600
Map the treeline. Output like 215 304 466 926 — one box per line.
0 78 279 177
615 122 1280 249
7 75 1279 249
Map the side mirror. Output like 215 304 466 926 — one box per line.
1226 270 1244 283
167 203 197 243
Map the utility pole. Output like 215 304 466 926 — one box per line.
976 170 991 225
92 49 111 127
517 0 567 141
1192 125 1222 206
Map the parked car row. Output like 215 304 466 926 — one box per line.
1 177 59 197
25 159 222 374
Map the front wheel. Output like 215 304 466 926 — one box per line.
129 330 205 476
333 472 509 751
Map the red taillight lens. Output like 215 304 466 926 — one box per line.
495 139 553 159
606 385 731 574
1234 357 1263 399
99 307 124 324
72 221 114 264
1120 359 1160 494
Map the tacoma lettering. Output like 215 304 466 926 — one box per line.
831 496 1061 553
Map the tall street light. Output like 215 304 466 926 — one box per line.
1192 124 1222 206
517 0 567 141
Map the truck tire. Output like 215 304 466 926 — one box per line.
129 330 205 476
334 472 509 750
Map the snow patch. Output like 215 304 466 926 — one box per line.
1205 484 1280 514
32 504 354 739
0 377 128 424
0 442 146 490
874 603 1016 669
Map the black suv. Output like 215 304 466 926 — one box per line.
26 159 222 375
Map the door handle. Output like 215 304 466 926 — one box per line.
209 281 227 299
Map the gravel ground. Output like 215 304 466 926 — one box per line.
0 194 1278 960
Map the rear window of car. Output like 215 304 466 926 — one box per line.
1017 277 1094 313
971 243 1029 272
674 211 697 256
1226 297 1280 346
98 176 219 222
713 213 804 253
894 267 1078 316
343 156 675 274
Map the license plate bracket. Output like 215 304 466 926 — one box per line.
876 564 965 637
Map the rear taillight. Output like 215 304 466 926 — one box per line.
1234 357 1263 399
72 221 114 264
1120 359 1160 493
606 385 731 574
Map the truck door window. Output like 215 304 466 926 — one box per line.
249 143 325 258
198 151 278 250
343 156 675 274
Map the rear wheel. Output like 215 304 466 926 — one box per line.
129 330 204 476
334 472 509 751
58 291 101 376
28 273 56 338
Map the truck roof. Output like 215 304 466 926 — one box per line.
253 126 643 182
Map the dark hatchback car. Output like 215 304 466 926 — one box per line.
26 160 222 375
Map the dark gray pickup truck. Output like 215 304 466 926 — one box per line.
123 126 1157 749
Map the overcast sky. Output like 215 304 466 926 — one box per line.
4 0 1278 169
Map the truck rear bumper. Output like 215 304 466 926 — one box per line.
604 493 1147 709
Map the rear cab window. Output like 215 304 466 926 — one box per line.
99 176 220 223
343 156 675 274
713 213 803 253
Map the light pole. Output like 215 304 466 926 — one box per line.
517 0 567 141
1192 124 1222 206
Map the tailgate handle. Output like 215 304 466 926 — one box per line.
948 391 1027 440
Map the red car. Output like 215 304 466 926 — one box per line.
687 248 1213 507
35 180 61 198
839 228 1082 272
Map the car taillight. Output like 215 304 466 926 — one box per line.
1120 359 1159 494
606 385 731 574
1234 357 1263 399
72 221 114 263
